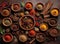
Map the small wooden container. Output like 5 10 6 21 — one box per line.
25 2 33 10
19 15 35 30
48 28 59 37
19 34 27 42
28 30 36 37
2 33 13 43
11 3 20 12
50 8 59 17
2 18 12 27
39 23 48 31
35 3 44 11
11 24 19 31
48 18 57 26
36 33 46 42
1 8 11 17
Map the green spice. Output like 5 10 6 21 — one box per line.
5 20 10 25
20 2 25 7
0 26 5 34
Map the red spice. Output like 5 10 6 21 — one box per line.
30 9 36 16
4 34 12 41
25 2 33 10
26 3 32 8
29 30 36 36
35 22 40 26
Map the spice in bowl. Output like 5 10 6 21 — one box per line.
11 3 20 12
48 28 59 37
11 24 19 31
2 33 13 43
2 18 12 26
28 30 36 37
36 33 46 42
1 8 10 17
25 2 33 10
35 3 44 11
19 34 27 42
19 15 35 30
50 8 59 17
48 18 57 26
39 23 48 31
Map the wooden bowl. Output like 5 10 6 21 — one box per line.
48 28 59 37
2 18 12 26
36 33 46 42
11 24 19 31
28 30 36 37
35 3 44 11
39 23 48 31
2 33 13 43
19 34 27 42
19 15 35 30
11 3 20 12
48 18 57 26
1 8 11 17
50 8 59 17
25 2 33 10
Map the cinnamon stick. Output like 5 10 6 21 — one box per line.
29 38 35 44
41 0 53 15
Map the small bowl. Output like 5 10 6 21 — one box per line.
28 30 36 37
1 8 10 17
25 2 33 10
36 33 46 42
48 18 57 26
2 18 12 26
2 33 13 43
35 3 44 11
11 3 20 12
19 15 35 30
39 23 48 31
50 8 59 17
19 34 27 42
11 24 19 31
48 28 59 37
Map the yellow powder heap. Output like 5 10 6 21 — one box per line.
40 23 48 31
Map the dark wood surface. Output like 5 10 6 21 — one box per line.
0 0 60 44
